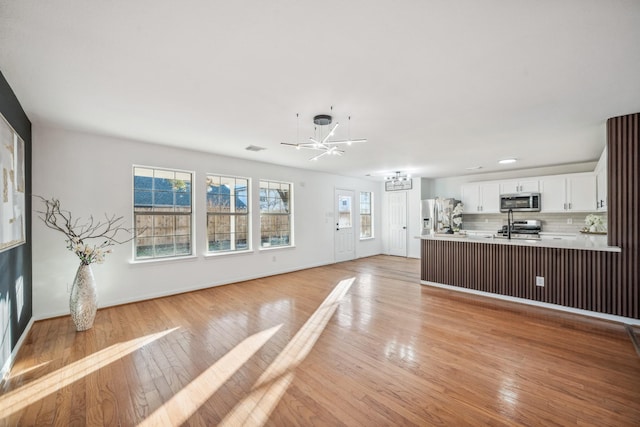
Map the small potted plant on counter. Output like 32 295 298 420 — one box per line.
582 214 606 234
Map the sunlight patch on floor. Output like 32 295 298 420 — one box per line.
219 277 355 426
138 324 283 426
7 360 51 380
0 327 179 417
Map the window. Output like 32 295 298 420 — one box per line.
206 174 250 253
338 195 352 228
133 167 193 259
360 191 373 238
260 180 292 248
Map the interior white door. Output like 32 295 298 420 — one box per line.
388 192 407 257
335 189 355 262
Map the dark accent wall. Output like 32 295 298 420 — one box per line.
607 113 639 317
0 70 32 370
421 112 639 320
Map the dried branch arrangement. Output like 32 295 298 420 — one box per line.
36 196 137 265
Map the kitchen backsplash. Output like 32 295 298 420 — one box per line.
462 212 608 234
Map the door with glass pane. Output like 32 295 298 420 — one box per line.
335 189 355 262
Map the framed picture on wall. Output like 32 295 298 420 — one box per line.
0 113 26 253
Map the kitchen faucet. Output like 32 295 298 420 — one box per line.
507 209 513 240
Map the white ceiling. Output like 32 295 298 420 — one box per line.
1 1 639 179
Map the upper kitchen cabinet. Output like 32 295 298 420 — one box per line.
595 148 607 211
540 173 597 212
461 182 500 213
499 179 540 194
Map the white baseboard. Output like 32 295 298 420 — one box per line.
421 280 640 326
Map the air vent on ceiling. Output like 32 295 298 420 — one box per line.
245 145 266 152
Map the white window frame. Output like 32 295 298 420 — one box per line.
360 191 374 239
259 180 294 249
132 165 194 261
205 173 251 254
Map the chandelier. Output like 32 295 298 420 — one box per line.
385 171 410 182
281 109 366 161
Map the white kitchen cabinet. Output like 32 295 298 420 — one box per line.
540 173 597 212
499 179 540 194
595 148 607 211
461 182 500 213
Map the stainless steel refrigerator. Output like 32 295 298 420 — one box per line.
421 198 462 234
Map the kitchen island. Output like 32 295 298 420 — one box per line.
419 232 627 320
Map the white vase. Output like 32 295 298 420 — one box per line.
70 263 98 331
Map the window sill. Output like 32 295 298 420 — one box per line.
360 236 375 241
129 254 199 265
259 245 296 252
204 249 254 258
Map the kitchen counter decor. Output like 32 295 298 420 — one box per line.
583 214 606 233
579 230 607 235
37 196 138 331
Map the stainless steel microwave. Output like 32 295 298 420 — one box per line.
500 192 541 212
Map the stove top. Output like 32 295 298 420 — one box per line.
497 219 542 237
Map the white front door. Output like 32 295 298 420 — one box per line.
388 192 407 257
335 189 355 262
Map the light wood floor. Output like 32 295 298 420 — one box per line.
2 255 639 426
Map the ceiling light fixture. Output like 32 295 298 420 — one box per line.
498 158 518 164
281 107 366 161
385 171 410 182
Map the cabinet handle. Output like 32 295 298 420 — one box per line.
569 202 572 210
563 203 566 210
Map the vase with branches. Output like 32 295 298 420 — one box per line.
37 196 137 331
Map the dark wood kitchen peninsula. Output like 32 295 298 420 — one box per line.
420 234 622 317
421 112 640 321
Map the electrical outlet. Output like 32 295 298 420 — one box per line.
272 255 276 262
567 218 573 224
536 276 545 287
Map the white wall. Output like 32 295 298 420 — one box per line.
32 125 383 319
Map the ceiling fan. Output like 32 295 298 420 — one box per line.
281 113 367 161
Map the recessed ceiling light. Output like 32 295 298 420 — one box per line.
498 158 517 164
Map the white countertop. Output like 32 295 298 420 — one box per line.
419 232 621 252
